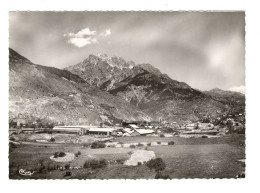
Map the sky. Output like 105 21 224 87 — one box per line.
9 11 245 91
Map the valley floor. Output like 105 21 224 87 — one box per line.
9 134 245 179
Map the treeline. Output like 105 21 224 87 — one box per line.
9 114 65 129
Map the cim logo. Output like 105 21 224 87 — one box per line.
19 169 35 176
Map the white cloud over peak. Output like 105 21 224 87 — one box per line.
64 28 111 47
229 85 245 94
67 37 97 48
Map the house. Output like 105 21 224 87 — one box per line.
122 128 154 136
145 125 154 129
185 122 214 130
199 123 214 130
135 129 154 135
128 124 139 129
123 128 140 136
185 123 198 130
20 128 35 134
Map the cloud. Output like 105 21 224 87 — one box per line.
64 27 97 47
100 29 111 37
229 85 245 94
64 28 111 47
67 37 97 48
64 28 96 38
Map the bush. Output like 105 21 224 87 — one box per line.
38 159 44 166
99 159 108 167
53 152 66 158
160 134 165 137
116 158 125 164
9 142 17 149
108 144 116 148
64 171 72 177
38 165 46 173
83 143 90 148
90 141 106 149
47 163 56 172
146 158 166 171
130 144 136 148
155 172 171 179
75 151 81 157
50 137 55 142
65 164 70 170
137 143 144 147
83 159 108 169
9 137 16 141
168 141 175 145
137 162 142 166
147 142 151 146
165 127 175 133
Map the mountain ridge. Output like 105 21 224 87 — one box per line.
9 49 245 125
9 48 152 125
65 53 245 123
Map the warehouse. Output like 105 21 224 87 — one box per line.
52 126 90 135
86 127 116 136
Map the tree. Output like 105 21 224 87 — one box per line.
146 158 166 171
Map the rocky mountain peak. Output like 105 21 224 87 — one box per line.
136 63 162 76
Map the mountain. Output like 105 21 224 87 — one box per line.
204 88 245 99
65 54 135 91
203 88 245 115
9 48 151 125
204 88 245 105
65 54 243 123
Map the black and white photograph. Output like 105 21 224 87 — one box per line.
8 11 246 179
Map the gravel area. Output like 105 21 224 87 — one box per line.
50 152 75 162
124 150 155 166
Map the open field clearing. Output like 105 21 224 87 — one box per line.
9 134 245 179
114 134 245 146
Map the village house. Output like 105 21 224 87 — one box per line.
122 128 154 136
123 128 141 136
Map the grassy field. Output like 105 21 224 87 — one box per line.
9 134 245 179
114 135 245 146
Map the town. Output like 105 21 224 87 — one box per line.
9 111 245 179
